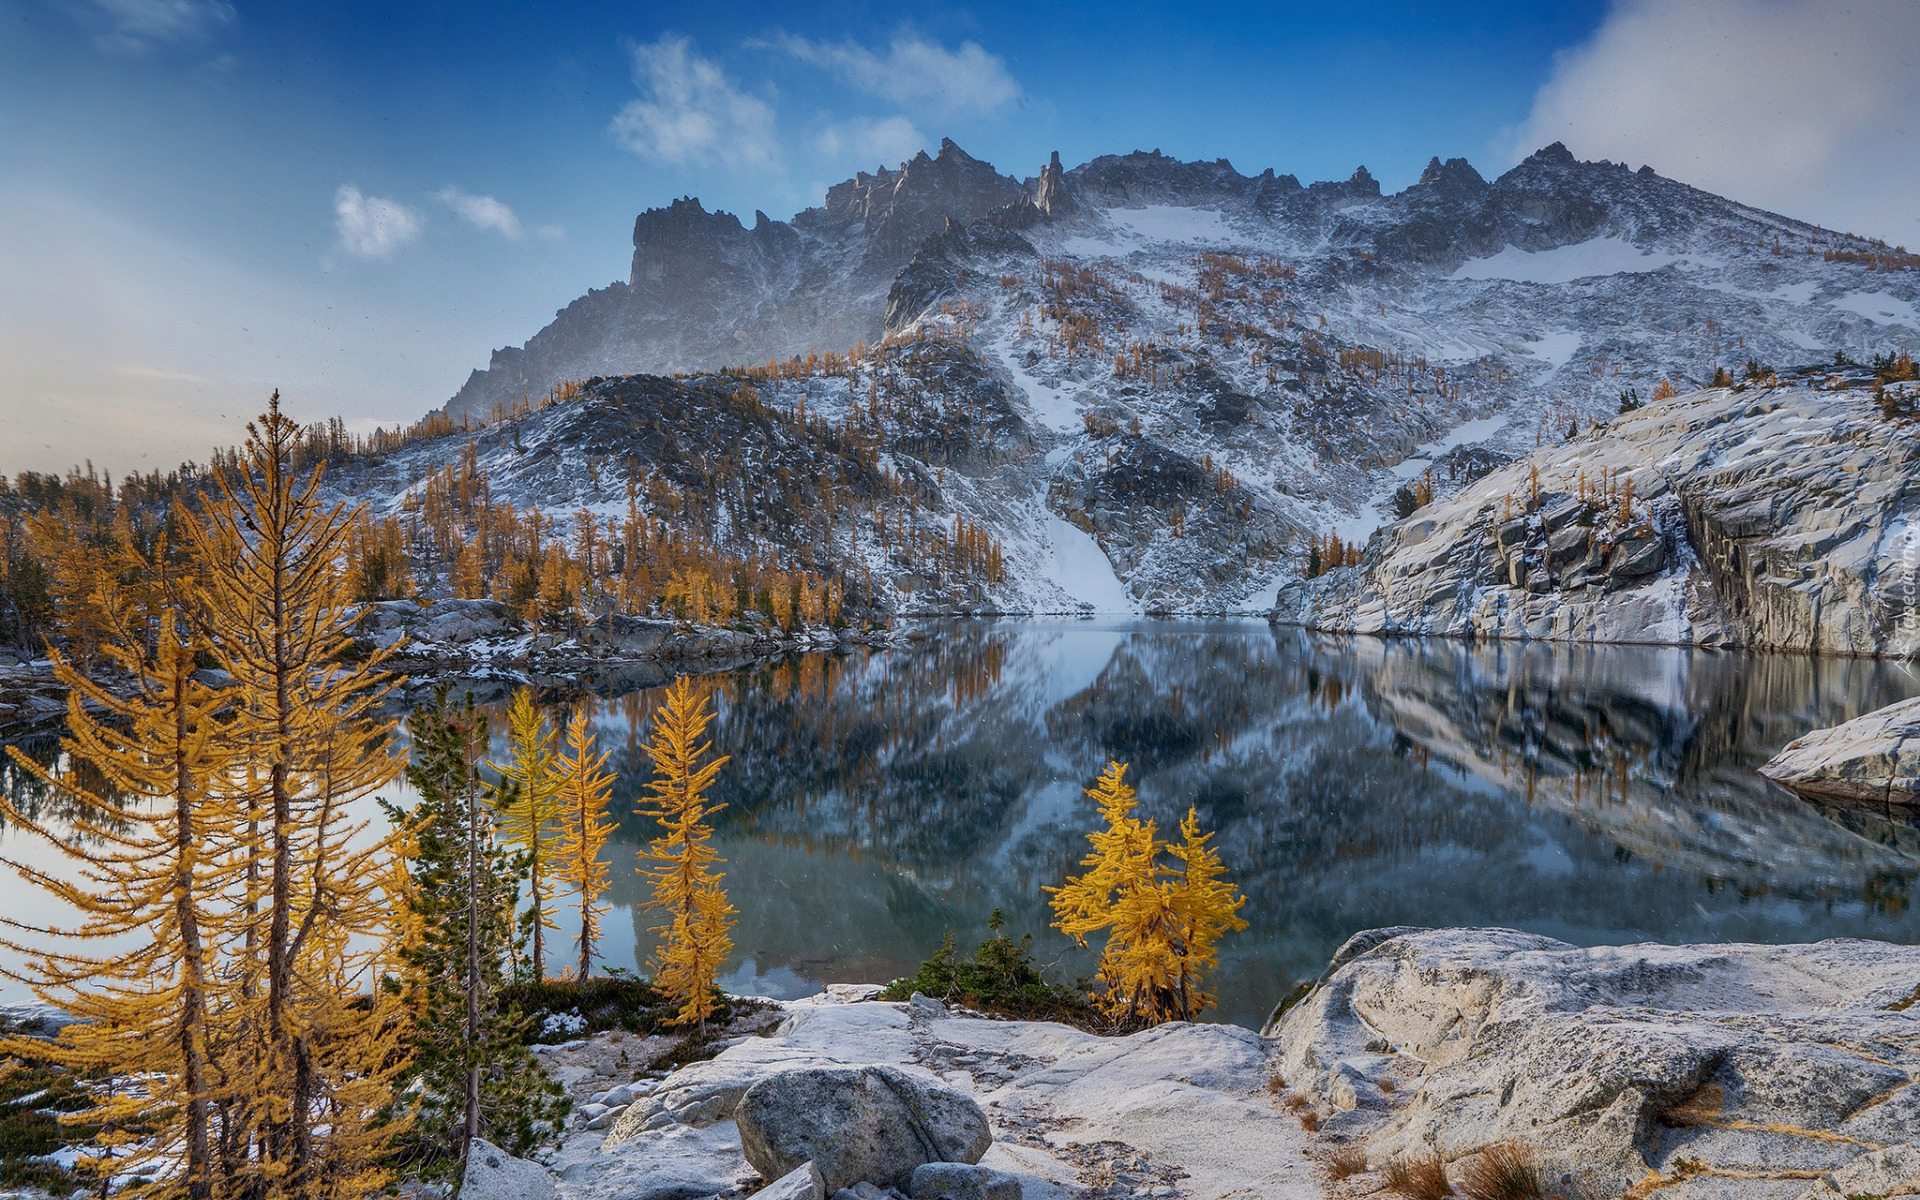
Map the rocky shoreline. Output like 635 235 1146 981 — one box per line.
463 928 1920 1200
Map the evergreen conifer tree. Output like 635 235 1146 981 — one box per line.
384 688 567 1180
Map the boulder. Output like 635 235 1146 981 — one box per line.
1272 927 1920 1199
734 1066 991 1193
761 1162 826 1200
461 1138 554 1200
909 1162 1021 1200
1759 695 1920 807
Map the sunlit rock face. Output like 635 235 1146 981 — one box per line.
1273 927 1920 1198
1275 381 1920 656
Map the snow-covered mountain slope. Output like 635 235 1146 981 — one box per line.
415 141 1917 614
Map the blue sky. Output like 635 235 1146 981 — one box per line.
2 0 1915 474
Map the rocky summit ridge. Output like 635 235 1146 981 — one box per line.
421 139 1917 618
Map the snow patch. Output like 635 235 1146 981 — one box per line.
1525 331 1582 368
1061 205 1234 257
1830 290 1920 328
1452 236 1679 285
993 335 1082 433
1044 516 1136 612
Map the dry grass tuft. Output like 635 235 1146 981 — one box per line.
1280 1090 1311 1111
1326 1145 1371 1180
1384 1152 1453 1199
1267 1072 1287 1094
1297 1106 1322 1132
1459 1141 1546 1200
1378 1077 1397 1093
1657 1083 1724 1128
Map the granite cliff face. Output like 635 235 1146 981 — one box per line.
1274 376 1920 654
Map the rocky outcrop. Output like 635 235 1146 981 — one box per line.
1271 927 1920 1199
1274 381 1920 656
462 1138 555 1200
1760 695 1920 809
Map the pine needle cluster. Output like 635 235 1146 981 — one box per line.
1048 761 1248 1028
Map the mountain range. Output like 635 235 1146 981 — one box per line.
406 139 1918 614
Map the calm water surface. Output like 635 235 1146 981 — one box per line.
10 619 1920 1029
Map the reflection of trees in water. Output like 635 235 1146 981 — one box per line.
0 726 135 843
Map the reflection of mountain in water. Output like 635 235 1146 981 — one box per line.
14 623 1900 1025
570 622 1920 1027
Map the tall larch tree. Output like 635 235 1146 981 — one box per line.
183 391 412 1199
637 677 735 1031
384 688 567 1180
488 687 561 979
0 559 236 1199
552 707 617 982
1047 762 1160 1026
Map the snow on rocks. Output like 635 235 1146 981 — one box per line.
1760 695 1920 810
1270 926 1920 1199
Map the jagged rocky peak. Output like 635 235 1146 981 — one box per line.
1414 155 1488 195
809 137 1026 253
630 196 793 288
1067 148 1257 205
1035 150 1071 215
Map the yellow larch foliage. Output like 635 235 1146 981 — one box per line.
1164 807 1249 1022
488 687 562 979
552 707 617 982
637 677 736 1030
0 575 237 1197
184 391 413 1199
1048 762 1248 1028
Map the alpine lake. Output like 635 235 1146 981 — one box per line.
8 618 1920 1030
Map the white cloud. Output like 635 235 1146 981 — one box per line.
610 34 778 170
75 0 235 54
333 185 423 259
816 115 926 166
1512 0 1920 244
437 187 521 239
770 31 1021 115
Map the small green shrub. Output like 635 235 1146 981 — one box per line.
881 910 1096 1028
501 976 755 1042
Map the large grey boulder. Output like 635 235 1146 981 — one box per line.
734 1066 991 1193
1274 384 1920 656
1272 928 1920 1199
1760 695 1920 808
462 1138 554 1200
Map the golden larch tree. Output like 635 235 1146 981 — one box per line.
488 687 562 979
637 677 735 1030
552 707 617 981
183 391 412 1199
0 577 236 1198
1049 761 1247 1027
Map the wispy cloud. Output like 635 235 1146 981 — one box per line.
610 34 778 170
816 116 926 166
437 187 521 239
74 0 235 54
1510 0 1920 243
333 185 423 259
768 31 1021 115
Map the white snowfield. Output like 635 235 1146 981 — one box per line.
1449 235 1682 283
